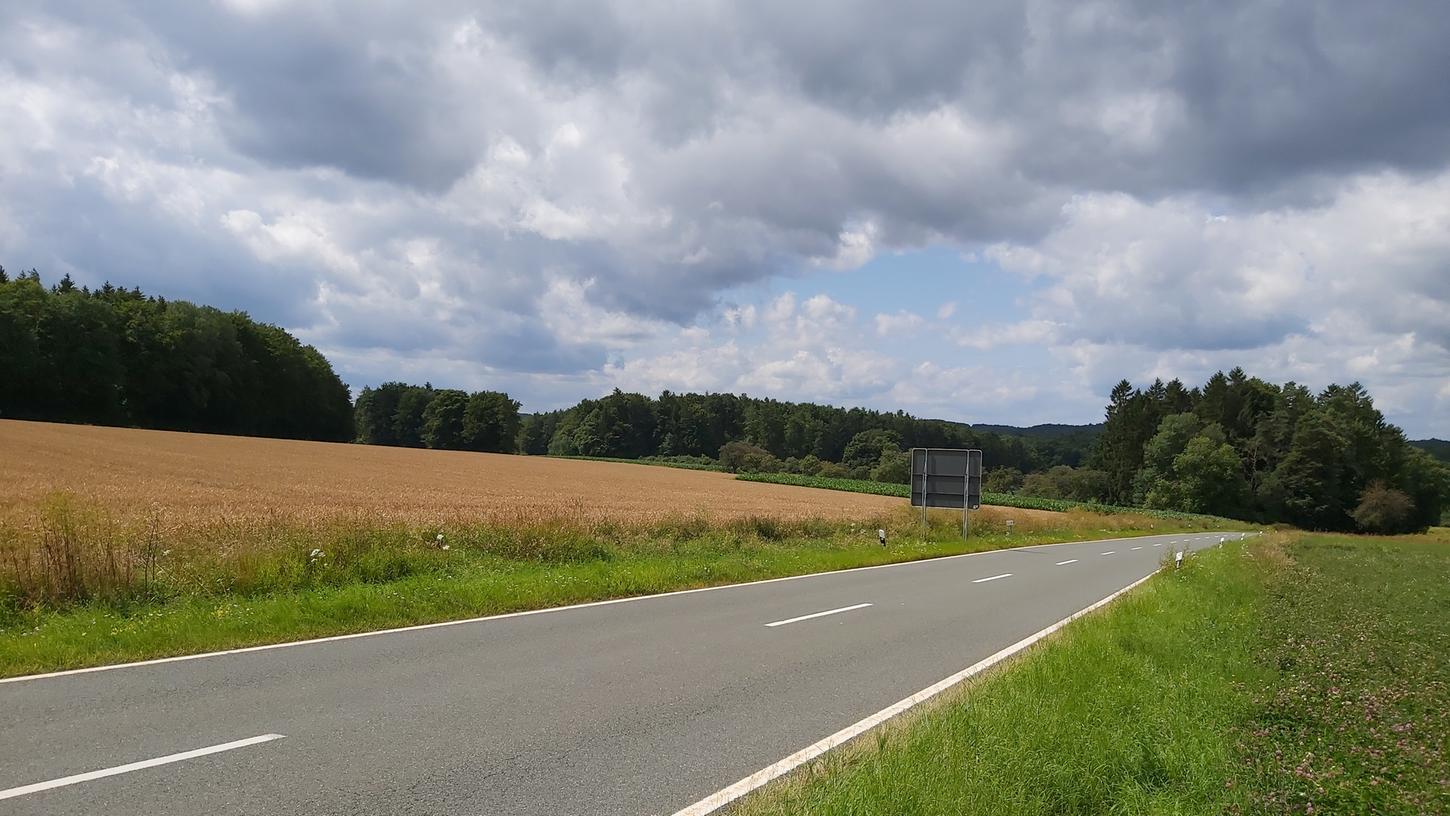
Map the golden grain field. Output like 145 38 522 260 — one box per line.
0 419 920 524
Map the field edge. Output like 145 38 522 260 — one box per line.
0 525 1207 680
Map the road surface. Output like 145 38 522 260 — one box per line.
0 531 1245 815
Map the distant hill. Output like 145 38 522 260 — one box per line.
972 423 1103 440
1412 439 1450 463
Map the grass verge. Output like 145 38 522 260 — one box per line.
1237 529 1450 814
734 471 1242 524
734 529 1450 816
0 497 1199 678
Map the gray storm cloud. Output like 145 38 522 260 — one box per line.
1 0 1447 432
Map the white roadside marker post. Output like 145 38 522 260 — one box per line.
878 528 886 547
1174 550 1184 570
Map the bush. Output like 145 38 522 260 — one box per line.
718 440 783 474
1352 482 1417 534
984 466 1024 494
1021 465 1112 504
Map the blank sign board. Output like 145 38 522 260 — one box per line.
910 448 982 510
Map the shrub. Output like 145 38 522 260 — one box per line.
718 440 782 474
1352 482 1417 534
984 466 1024 494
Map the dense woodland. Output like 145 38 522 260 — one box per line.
1087 371 1447 532
503 374 1448 532
515 390 1083 472
5 268 1445 533
354 382 520 453
0 268 353 440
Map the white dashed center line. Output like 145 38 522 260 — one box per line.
1055 559 1078 566
764 603 872 628
971 573 1012 584
0 734 286 801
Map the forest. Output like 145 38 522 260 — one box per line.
0 268 353 441
1088 371 1448 532
515 390 1078 472
500 375 1447 533
353 382 520 453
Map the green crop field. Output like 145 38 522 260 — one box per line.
733 471 1241 524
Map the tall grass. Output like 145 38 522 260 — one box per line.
0 493 1212 676
0 494 889 611
0 493 1206 613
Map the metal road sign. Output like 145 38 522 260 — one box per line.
910 448 982 510
910 448 983 538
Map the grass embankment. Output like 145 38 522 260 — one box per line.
736 529 1450 816
735 471 1241 524
0 497 1209 678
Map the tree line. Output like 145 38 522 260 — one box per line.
0 268 353 441
1086 369 1447 532
513 389 1083 477
354 382 520 453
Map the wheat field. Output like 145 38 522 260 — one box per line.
0 419 915 524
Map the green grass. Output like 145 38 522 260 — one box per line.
1238 529 1450 814
0 507 1188 678
735 471 1241 524
734 529 1450 816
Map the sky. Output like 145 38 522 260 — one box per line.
2 1 1448 438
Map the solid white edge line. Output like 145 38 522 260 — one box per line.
970 573 1011 584
0 734 285 801
1 530 1221 685
670 569 1162 816
1054 559 1078 566
764 603 872 628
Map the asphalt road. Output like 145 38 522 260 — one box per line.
1 531 1245 815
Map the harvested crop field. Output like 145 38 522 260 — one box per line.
0 419 909 524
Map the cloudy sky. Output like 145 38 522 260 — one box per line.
3 1 1448 437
